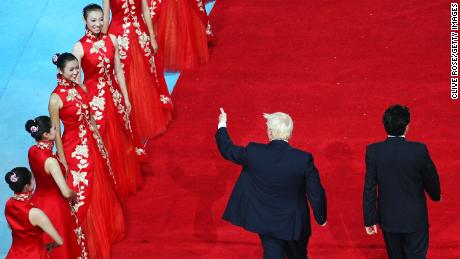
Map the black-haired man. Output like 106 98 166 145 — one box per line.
363 104 441 258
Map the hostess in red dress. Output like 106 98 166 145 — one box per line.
52 74 124 259
108 0 173 140
79 30 142 200
150 0 210 70
5 193 46 259
29 140 85 258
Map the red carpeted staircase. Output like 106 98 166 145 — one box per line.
112 0 460 258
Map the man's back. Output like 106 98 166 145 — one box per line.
216 127 327 240
363 137 441 233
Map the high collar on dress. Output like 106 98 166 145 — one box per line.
85 28 104 41
36 140 54 151
13 192 32 201
57 73 77 88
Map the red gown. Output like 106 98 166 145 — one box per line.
150 0 210 70
29 140 85 258
108 0 173 140
52 74 124 259
80 30 142 199
5 193 46 259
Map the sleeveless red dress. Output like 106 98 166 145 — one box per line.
79 30 141 199
52 74 124 259
150 0 210 70
5 193 46 259
28 140 85 258
108 0 173 140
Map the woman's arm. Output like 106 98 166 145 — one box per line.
102 0 111 34
49 94 67 172
109 34 131 113
72 42 84 84
29 208 63 247
45 157 76 199
142 0 158 53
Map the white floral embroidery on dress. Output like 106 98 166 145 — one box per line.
160 95 171 104
90 96 106 111
149 0 161 18
12 193 31 201
67 88 78 102
36 141 52 150
90 39 107 54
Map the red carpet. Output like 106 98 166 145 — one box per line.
113 0 460 258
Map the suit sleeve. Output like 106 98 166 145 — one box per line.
421 145 441 201
363 146 378 227
215 127 248 166
305 154 327 225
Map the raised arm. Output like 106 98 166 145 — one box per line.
49 93 67 172
102 0 111 34
363 146 378 235
72 42 84 85
142 0 158 53
29 208 63 248
110 34 131 113
45 157 76 199
305 154 327 226
421 145 441 201
215 108 248 166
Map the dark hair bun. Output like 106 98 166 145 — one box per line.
24 116 51 141
52 53 61 66
5 167 32 193
25 119 37 134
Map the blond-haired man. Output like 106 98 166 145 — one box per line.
216 108 327 259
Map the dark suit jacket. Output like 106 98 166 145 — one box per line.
363 137 441 233
216 127 327 240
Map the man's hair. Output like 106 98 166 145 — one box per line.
383 105 410 136
263 112 293 140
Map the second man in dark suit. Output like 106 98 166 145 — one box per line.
363 104 441 259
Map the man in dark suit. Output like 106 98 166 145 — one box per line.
215 108 327 259
363 104 441 259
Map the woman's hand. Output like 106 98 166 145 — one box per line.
60 160 69 177
46 242 60 253
68 191 78 208
125 98 132 114
150 35 158 54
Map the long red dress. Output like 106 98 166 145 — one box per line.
79 30 141 199
108 0 173 140
28 140 85 258
5 192 46 259
52 74 124 259
150 0 210 70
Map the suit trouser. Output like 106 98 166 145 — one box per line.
382 229 429 259
259 234 309 259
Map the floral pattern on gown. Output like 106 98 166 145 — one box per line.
80 30 142 199
108 0 173 140
52 74 124 259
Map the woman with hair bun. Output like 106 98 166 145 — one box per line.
102 0 173 140
49 52 124 258
25 116 84 258
4 167 63 259
72 3 142 200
